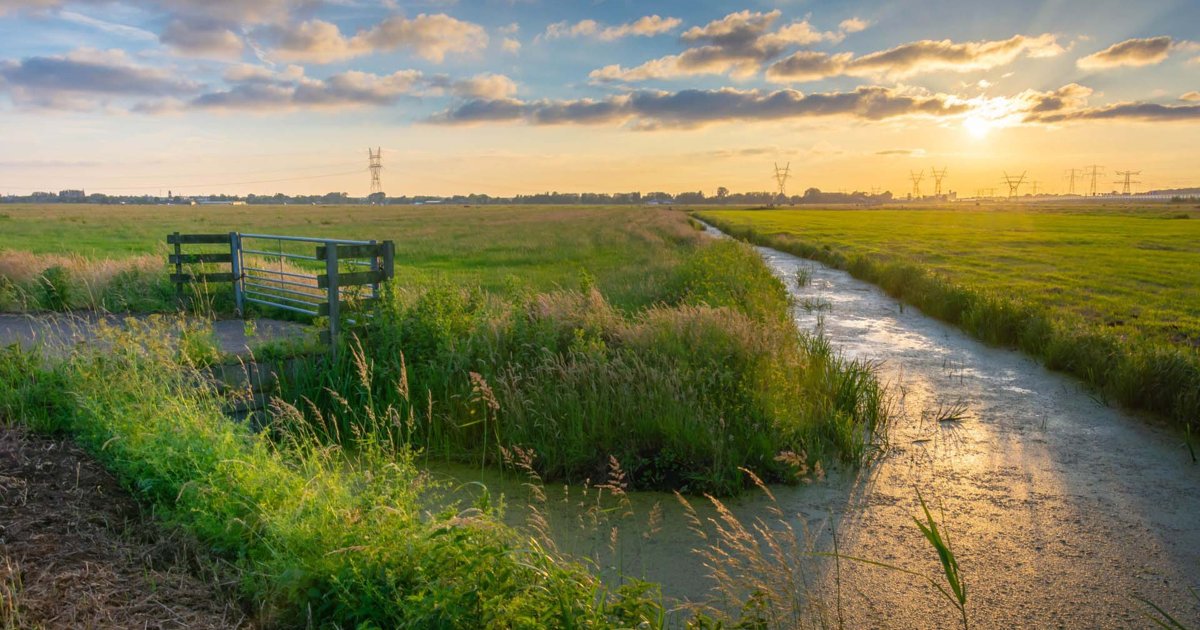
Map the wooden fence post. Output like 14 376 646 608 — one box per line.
229 232 244 317
324 240 339 359
172 231 183 309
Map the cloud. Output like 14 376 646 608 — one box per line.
269 19 355 62
766 33 1064 83
0 48 199 109
58 11 157 41
587 10 803 81
2 0 312 21
1000 83 1200 124
765 51 853 82
501 37 521 54
592 10 916 83
1014 82 1093 113
1026 101 1200 123
181 65 518 111
1076 36 1173 69
429 85 968 128
0 0 70 15
267 13 488 63
542 15 681 42
193 66 426 110
354 13 487 62
430 72 518 99
1181 91 1200 102
160 18 244 58
838 17 870 34
875 149 924 156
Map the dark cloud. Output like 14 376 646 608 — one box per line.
767 34 1063 83
0 50 198 108
1026 101 1200 123
591 10 844 82
765 51 852 82
430 86 968 128
185 65 515 111
1077 36 1174 69
159 18 243 58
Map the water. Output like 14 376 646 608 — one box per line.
433 224 1200 627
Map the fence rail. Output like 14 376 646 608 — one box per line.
167 231 394 355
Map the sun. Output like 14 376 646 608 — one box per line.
963 115 993 139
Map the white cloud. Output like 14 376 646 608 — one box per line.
541 15 681 42
268 13 488 64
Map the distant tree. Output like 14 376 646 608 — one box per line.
716 186 729 199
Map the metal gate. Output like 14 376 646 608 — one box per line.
168 231 394 354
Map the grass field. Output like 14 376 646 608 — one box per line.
696 205 1200 425
0 202 900 626
0 204 693 310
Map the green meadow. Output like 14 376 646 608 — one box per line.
696 205 1200 425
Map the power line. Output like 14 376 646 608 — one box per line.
369 147 383 196
1083 164 1104 197
930 166 947 197
909 169 924 198
1064 168 1080 195
1113 170 1142 195
773 162 791 199
1002 170 1026 200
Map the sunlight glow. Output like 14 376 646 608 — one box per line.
963 115 993 138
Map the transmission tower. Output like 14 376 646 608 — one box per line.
909 170 924 198
1113 170 1141 195
773 162 791 200
1083 164 1104 197
1002 171 1026 200
1030 180 1041 196
368 147 383 196
1064 168 1081 196
930 166 948 197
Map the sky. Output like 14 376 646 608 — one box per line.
1 0 1198 197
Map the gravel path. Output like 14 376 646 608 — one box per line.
0 312 307 358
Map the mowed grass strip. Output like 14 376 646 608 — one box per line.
696 206 1200 426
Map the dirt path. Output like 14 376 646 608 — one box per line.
0 426 248 628
0 312 307 358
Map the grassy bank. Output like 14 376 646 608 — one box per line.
0 319 669 627
287 237 886 495
696 207 1200 427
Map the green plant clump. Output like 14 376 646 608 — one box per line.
288 239 887 495
0 321 665 628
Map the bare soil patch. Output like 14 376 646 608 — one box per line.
0 426 247 629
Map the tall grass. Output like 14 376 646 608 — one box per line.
701 215 1200 429
284 239 888 495
0 251 176 312
0 320 666 627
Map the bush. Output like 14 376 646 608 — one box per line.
37 265 73 310
286 239 887 495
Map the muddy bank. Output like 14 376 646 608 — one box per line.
0 426 247 628
439 226 1200 628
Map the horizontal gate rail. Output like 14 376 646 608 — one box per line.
168 231 393 357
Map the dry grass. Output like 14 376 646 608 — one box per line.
0 425 248 629
0 251 165 311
